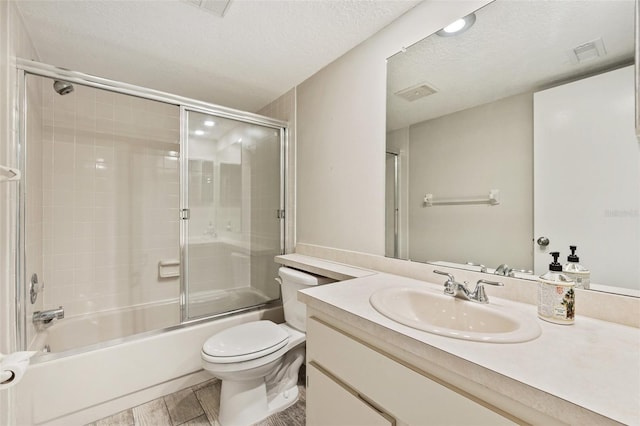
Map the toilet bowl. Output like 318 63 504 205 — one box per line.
201 267 335 426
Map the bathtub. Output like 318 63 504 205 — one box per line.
17 293 283 425
29 300 179 356
29 287 273 358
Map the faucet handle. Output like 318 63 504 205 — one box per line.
433 270 455 282
434 270 456 295
473 279 504 303
465 262 487 273
477 279 504 287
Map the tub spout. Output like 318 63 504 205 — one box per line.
33 306 64 329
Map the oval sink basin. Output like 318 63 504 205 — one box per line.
370 287 541 343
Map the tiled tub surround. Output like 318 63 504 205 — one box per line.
32 74 182 320
276 254 640 425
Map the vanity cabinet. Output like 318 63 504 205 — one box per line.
306 315 517 426
307 363 395 426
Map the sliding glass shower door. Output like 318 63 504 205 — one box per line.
17 59 287 357
182 109 284 320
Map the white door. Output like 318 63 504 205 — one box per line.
533 65 639 290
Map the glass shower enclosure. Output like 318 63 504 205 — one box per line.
16 59 287 357
181 109 284 320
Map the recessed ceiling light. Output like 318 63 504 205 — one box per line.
436 13 476 37
195 130 205 136
204 120 215 127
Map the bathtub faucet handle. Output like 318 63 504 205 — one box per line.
33 306 64 329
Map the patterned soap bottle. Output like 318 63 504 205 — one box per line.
537 252 575 325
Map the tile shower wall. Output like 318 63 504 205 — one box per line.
2 4 41 424
36 76 181 318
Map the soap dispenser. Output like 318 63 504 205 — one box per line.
563 245 590 290
538 252 575 325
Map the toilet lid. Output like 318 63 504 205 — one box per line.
202 320 289 363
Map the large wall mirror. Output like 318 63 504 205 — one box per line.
386 0 639 297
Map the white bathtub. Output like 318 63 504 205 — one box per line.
29 287 273 358
29 300 179 355
17 295 283 425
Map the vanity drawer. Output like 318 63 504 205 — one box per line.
306 316 516 426
307 362 395 426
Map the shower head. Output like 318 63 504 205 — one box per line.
53 80 74 95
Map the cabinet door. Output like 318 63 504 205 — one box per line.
307 317 517 426
307 362 395 426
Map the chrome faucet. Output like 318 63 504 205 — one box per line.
465 262 487 273
33 306 64 329
494 264 514 277
433 270 503 304
203 224 217 238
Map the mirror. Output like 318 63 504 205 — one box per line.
386 0 639 297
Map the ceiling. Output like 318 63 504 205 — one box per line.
15 0 421 113
387 0 635 131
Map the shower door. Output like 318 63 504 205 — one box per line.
16 59 287 357
181 108 284 320
385 152 399 258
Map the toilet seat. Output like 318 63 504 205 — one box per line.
202 320 289 363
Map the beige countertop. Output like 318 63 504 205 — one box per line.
276 254 640 425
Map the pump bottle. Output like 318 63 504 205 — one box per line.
563 245 590 289
538 252 575 324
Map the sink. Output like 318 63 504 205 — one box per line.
369 287 541 343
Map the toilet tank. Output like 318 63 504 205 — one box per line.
278 267 335 332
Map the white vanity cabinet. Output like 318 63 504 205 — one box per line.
305 314 518 426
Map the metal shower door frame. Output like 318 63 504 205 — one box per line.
14 59 288 351
179 104 288 322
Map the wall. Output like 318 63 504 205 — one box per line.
407 92 533 270
0 3 13 424
0 3 39 425
295 0 491 255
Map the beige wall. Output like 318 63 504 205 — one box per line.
0 3 12 424
408 92 533 270
295 0 491 255
0 2 39 425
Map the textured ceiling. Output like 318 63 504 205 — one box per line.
15 0 421 112
387 0 635 131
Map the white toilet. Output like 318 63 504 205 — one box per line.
201 267 334 426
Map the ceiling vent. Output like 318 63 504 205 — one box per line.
568 38 607 64
182 0 233 17
395 82 438 102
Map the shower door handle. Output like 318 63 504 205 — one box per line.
0 165 20 182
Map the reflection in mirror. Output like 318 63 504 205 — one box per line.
386 0 639 297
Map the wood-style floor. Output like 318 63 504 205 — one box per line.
87 378 305 426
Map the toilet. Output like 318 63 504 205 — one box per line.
201 267 335 426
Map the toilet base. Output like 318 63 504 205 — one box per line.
219 379 300 426
217 346 305 426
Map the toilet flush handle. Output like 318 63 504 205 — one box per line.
275 277 282 286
